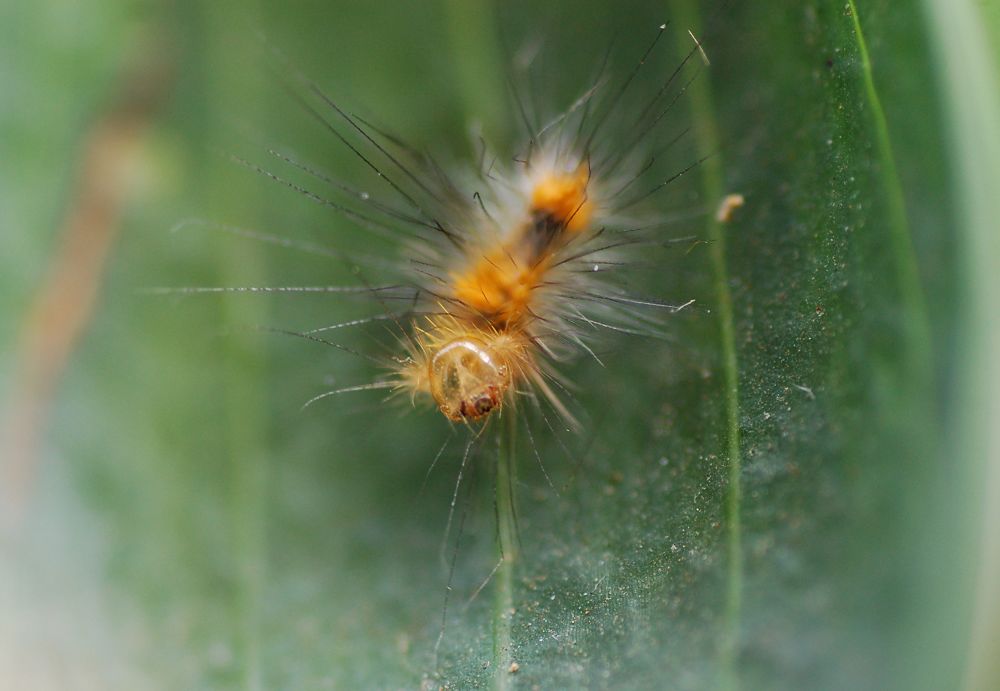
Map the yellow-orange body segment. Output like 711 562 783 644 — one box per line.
530 165 593 233
450 167 592 330
451 248 546 327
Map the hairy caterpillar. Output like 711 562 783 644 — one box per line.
247 23 710 432
157 18 711 680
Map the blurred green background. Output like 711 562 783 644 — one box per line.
2 0 999 689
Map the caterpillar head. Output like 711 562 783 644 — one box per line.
428 337 512 422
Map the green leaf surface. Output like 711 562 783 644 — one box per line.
3 0 998 689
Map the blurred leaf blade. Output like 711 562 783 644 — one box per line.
919 0 1000 689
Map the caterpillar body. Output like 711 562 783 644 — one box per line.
281 24 707 431
397 158 594 425
156 21 711 676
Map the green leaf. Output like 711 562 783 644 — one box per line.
3 0 998 689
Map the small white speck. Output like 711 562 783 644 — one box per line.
793 384 816 400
